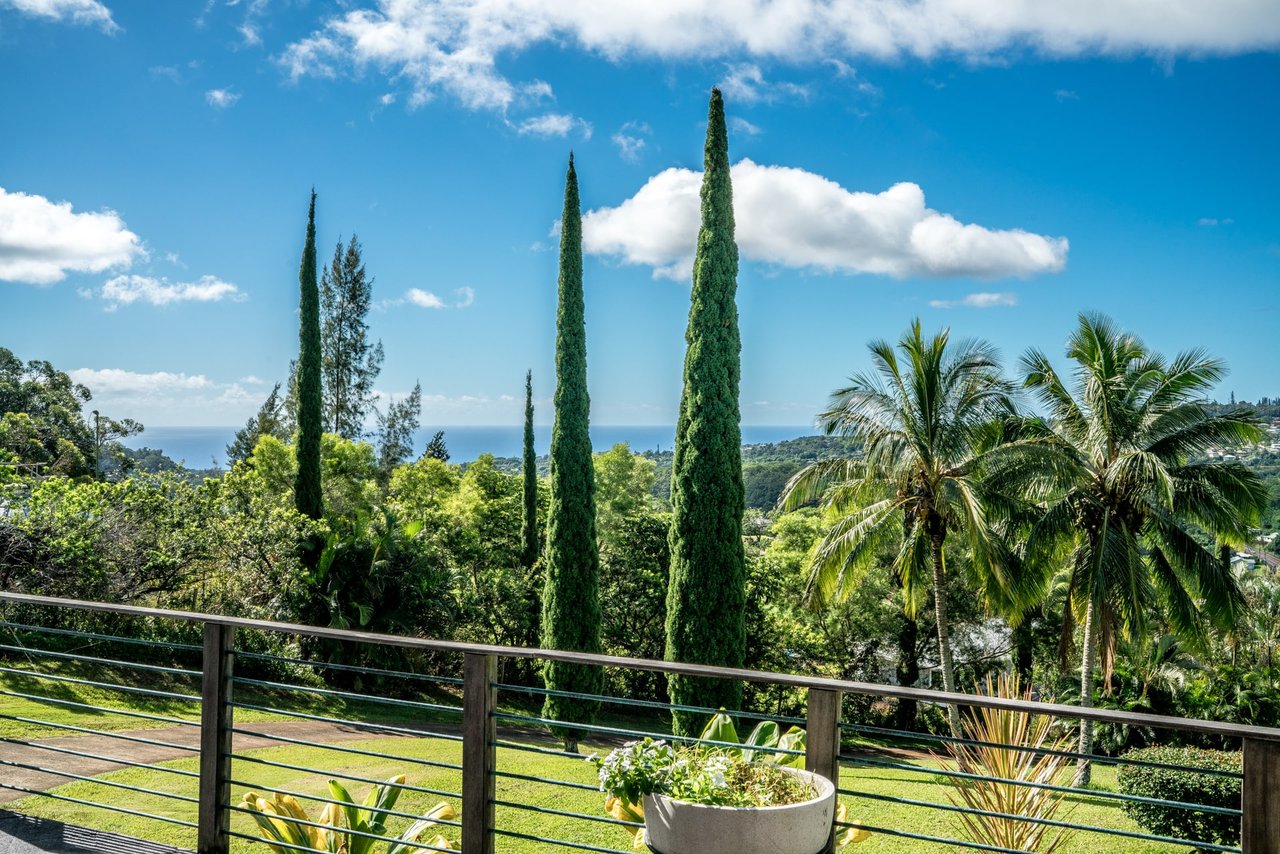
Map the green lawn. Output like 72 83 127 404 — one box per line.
7 733 1187 853
1 658 1192 853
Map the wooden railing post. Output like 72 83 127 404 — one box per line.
198 623 235 854
1242 737 1280 852
806 687 842 854
462 653 497 854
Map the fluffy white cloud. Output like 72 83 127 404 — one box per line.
206 88 241 108
2 0 117 31
0 187 143 284
68 368 258 425
730 117 762 136
582 159 1068 280
929 291 1019 308
91 275 243 310
453 286 475 307
280 1 1280 116
514 113 591 139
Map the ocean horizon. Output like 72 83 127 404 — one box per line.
122 425 819 470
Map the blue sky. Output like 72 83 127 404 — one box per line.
1 0 1277 429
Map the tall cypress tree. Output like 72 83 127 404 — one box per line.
520 369 539 569
540 154 602 750
665 89 746 735
294 190 324 522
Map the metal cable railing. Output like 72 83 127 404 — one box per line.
0 591 1274 854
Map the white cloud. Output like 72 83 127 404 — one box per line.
1055 89 1080 101
730 116 762 136
68 367 259 426
239 375 266 385
929 291 1019 308
582 159 1068 280
379 92 396 105
0 187 143 285
719 63 809 104
2 0 117 31
453 286 475 307
612 121 651 162
206 88 241 108
406 288 446 308
239 23 261 46
92 274 244 310
1198 217 1234 226
279 1 1280 119
514 112 592 139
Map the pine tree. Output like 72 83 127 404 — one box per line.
226 383 287 465
321 234 384 439
423 431 449 462
665 90 746 735
521 369 539 569
541 154 602 749
294 190 324 522
374 381 422 477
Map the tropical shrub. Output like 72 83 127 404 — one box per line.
240 775 456 854
1116 746 1241 849
941 674 1076 853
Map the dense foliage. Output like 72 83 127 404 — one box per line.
666 89 747 734
1116 747 1241 847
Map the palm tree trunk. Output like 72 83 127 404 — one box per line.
1074 598 1098 787
893 613 920 731
930 534 962 737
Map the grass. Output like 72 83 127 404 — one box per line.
7 730 1191 853
0 654 1194 852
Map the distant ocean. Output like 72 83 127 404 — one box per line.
123 425 818 470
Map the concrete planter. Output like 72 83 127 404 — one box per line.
641 767 836 854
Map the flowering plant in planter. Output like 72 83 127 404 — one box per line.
589 713 866 854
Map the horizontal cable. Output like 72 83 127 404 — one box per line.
493 739 594 760
492 827 631 854
0 757 197 803
0 620 202 652
0 688 199 726
227 828 457 854
494 682 807 726
229 701 463 740
237 649 464 685
0 735 199 775
0 664 202 702
493 798 642 829
232 675 464 715
229 754 463 799
491 711 806 756
226 727 463 770
838 787 1239 851
833 819 1034 854
0 781 197 828
491 769 599 792
0 642 201 677
841 719 1245 778
839 754 1241 816
0 715 200 752
228 778 461 829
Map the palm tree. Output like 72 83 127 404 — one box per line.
780 319 1039 735
1020 312 1266 785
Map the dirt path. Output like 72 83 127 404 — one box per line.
0 720 471 805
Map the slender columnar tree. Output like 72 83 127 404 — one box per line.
521 369 539 570
665 89 746 734
294 190 324 522
320 235 384 438
540 154 602 750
